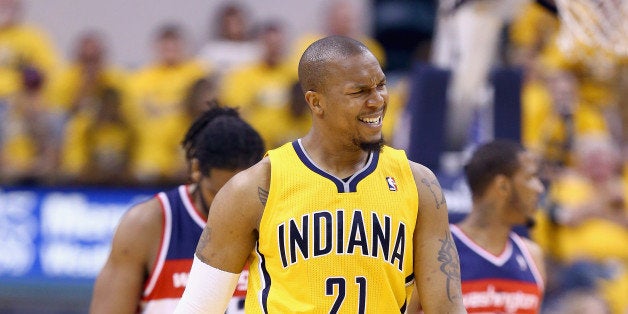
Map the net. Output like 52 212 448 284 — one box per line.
555 0 628 61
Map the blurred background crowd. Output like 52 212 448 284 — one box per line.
0 0 626 313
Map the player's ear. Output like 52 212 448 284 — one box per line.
190 158 202 183
494 175 510 195
305 90 323 115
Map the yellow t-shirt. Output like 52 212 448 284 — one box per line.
525 87 609 167
61 114 133 178
0 94 58 177
247 142 417 312
532 174 628 314
0 24 60 97
46 63 129 113
520 79 553 152
219 62 298 149
1 110 38 173
509 1 559 51
535 174 628 263
540 40 617 109
127 60 206 179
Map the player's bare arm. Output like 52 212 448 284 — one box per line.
410 162 466 313
194 157 270 273
90 199 163 314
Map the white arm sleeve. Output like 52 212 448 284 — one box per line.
173 254 241 314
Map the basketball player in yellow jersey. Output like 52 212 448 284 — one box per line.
175 36 467 313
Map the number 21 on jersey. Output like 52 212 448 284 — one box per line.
326 276 366 314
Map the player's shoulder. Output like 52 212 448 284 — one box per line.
407 160 438 182
114 196 163 244
519 235 546 281
228 157 271 191
216 157 271 211
520 236 544 259
106 195 164 264
211 157 270 228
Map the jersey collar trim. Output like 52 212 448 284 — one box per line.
292 139 379 193
450 224 513 266
180 185 207 228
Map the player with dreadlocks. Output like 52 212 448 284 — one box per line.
90 104 265 314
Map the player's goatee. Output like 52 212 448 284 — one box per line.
359 137 384 152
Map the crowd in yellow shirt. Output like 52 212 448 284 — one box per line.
0 0 626 313
510 2 628 313
0 0 395 187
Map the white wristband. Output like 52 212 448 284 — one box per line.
174 255 240 314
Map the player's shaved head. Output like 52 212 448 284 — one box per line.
298 35 372 93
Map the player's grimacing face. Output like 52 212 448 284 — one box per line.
320 52 388 150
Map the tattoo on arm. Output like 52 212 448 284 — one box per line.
258 187 268 206
421 178 447 209
195 228 211 264
437 233 462 302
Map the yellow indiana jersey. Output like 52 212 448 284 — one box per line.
246 140 418 313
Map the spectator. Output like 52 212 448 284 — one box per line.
47 31 131 183
127 23 207 185
508 1 561 154
0 0 61 101
288 0 386 77
219 21 299 149
196 2 260 87
48 30 127 117
0 66 59 185
532 133 628 314
182 76 218 119
72 88 135 186
544 288 611 314
0 0 62 161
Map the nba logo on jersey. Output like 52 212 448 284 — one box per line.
386 177 397 191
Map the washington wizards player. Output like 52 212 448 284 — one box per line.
410 140 546 313
90 105 265 313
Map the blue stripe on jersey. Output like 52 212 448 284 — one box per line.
405 273 414 285
292 141 344 192
349 151 378 192
401 274 414 313
291 140 379 193
163 187 203 260
256 242 271 314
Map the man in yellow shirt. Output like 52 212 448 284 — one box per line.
175 35 466 314
0 0 60 99
533 133 628 314
46 31 131 183
219 22 302 150
127 24 207 185
287 0 386 78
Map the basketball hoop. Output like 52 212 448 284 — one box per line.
555 0 628 158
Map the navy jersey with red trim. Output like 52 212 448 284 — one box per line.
450 224 544 314
140 185 248 313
